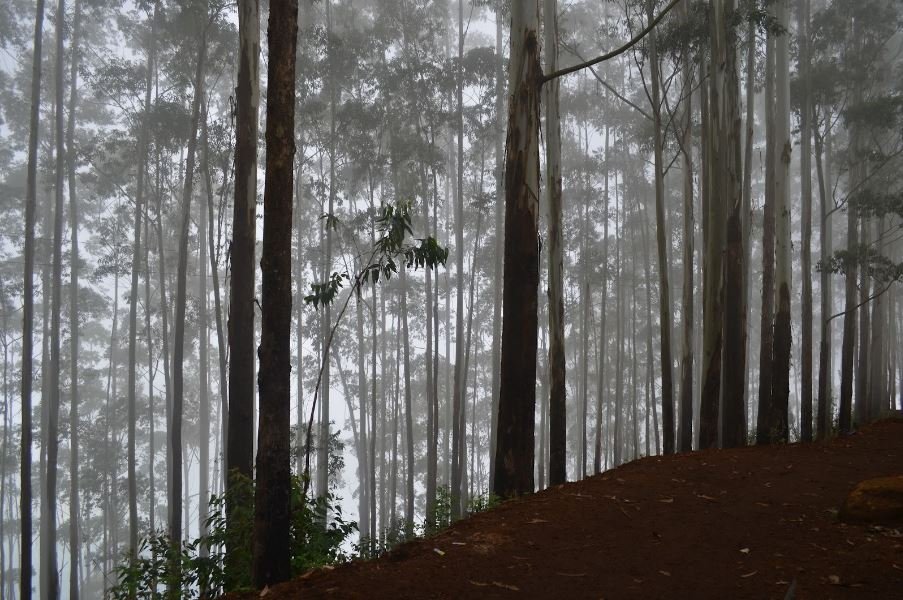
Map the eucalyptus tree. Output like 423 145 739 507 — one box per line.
42 0 67 594
20 0 45 597
770 0 792 444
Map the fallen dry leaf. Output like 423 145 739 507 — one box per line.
659 570 671 577
433 548 445 556
828 575 841 585
659 497 674 503
492 581 520 591
740 548 750 554
740 571 758 578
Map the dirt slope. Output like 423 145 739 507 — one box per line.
236 420 903 599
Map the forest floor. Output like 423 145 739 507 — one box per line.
232 419 903 599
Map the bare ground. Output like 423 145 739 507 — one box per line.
231 419 903 599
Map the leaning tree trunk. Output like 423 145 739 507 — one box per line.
20 0 45 595
771 0 792 445
494 0 541 499
252 0 298 586
43 1 66 595
170 21 206 593
544 0 566 486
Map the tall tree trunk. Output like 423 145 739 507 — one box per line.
21 0 45 594
756 24 777 445
855 219 871 426
66 2 83 595
741 5 755 427
494 0 541 499
400 263 414 535
198 114 210 556
544 0 566 486
594 125 610 471
798 0 813 442
646 0 675 455
677 0 695 453
450 0 467 520
128 0 155 561
771 0 792 444
203 111 229 487
253 0 298 586
170 19 206 591
716 0 746 448
815 126 832 439
318 0 337 505
355 290 369 544
489 2 504 495
228 0 259 487
42 1 67 594
699 42 723 450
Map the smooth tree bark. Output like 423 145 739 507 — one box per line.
400 263 414 535
677 0 694 453
127 0 156 560
715 0 746 448
171 16 206 585
798 0 813 441
594 125 610 471
66 2 84 595
489 1 504 494
815 126 832 439
451 0 466 520
756 24 777 445
20 1 45 597
228 0 260 484
494 0 541 499
645 0 675 455
544 0 567 486
771 0 792 444
699 44 723 450
42 0 66 595
253 0 298 586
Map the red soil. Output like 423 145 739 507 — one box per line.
234 420 903 599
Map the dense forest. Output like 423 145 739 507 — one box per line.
0 0 901 597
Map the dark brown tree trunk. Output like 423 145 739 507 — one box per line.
400 262 414 535
253 0 298 586
494 0 541 499
489 4 504 494
228 0 259 484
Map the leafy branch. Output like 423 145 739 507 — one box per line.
302 201 448 494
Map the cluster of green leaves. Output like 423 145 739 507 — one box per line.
108 474 356 599
820 244 903 285
304 201 448 308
